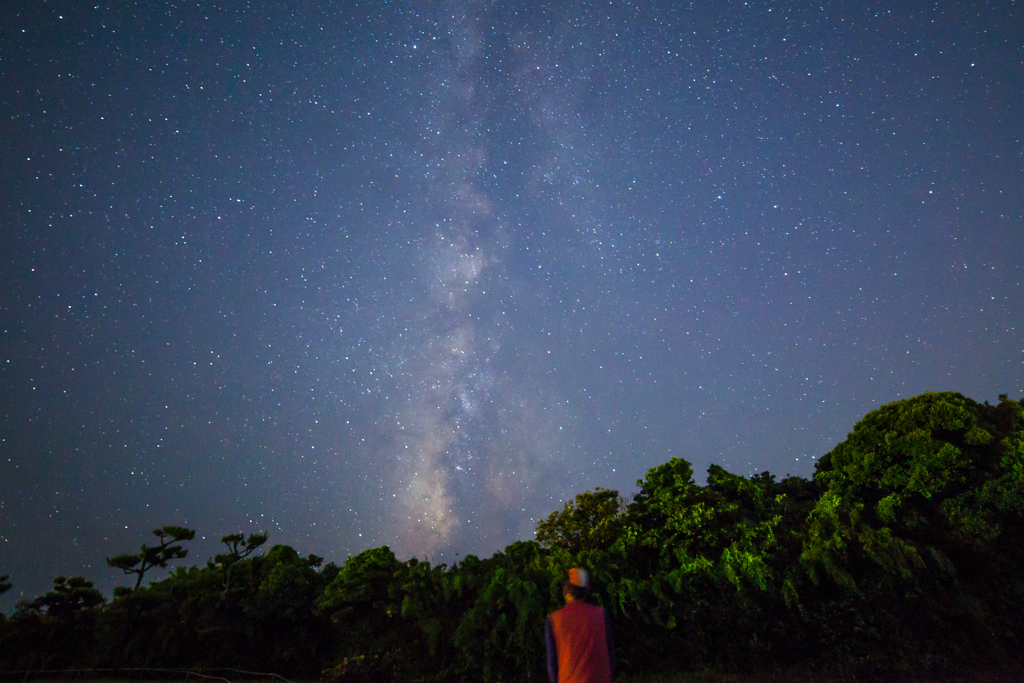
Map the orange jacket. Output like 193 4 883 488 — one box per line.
545 600 615 683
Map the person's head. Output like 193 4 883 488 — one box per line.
562 567 590 601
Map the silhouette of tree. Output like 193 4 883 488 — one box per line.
214 531 268 594
107 525 196 590
27 576 104 618
215 532 269 566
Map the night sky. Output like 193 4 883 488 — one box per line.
2 0 1022 611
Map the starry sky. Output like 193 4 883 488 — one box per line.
1 0 1022 611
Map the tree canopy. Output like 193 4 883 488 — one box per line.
2 392 1022 680
106 526 197 591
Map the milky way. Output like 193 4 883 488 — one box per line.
362 9 582 556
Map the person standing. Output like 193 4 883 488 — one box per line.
545 568 616 683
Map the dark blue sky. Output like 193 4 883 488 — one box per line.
2 0 1021 611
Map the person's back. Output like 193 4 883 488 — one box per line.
545 568 615 683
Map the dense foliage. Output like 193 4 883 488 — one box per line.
2 392 1022 680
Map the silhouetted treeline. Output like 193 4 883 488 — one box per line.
2 392 1023 681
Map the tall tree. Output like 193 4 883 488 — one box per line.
215 532 269 566
27 576 104 618
802 392 1024 589
535 487 624 554
107 526 196 590
214 531 268 594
